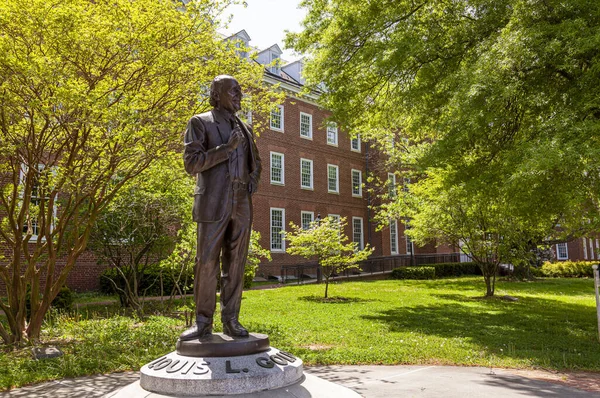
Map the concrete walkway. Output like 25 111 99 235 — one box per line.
0 365 598 398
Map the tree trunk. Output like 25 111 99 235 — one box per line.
478 261 496 297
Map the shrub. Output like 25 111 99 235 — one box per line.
537 261 596 278
99 264 194 298
425 262 481 277
391 266 435 280
51 286 74 311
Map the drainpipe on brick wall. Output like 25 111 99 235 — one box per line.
366 142 372 248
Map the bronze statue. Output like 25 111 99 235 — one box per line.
181 75 261 340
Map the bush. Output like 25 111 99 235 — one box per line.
51 286 74 311
99 264 194 297
25 286 74 317
536 261 596 278
391 266 435 280
426 262 481 277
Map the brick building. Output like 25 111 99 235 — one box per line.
4 32 594 293
230 30 457 278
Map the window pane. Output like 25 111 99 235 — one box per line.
390 220 398 254
271 209 284 250
557 243 568 260
327 124 338 145
328 165 338 192
388 173 396 198
352 170 361 196
270 153 283 184
301 159 312 188
406 223 414 255
351 135 360 151
301 212 314 230
300 113 311 138
270 106 282 130
353 218 363 250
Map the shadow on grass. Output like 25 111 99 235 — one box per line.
299 296 375 304
361 294 600 370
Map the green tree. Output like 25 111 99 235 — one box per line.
285 217 373 298
88 154 192 317
0 0 280 344
289 0 600 250
394 169 555 296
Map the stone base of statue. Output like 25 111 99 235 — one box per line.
140 333 301 396
108 332 360 397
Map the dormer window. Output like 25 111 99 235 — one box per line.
270 53 280 74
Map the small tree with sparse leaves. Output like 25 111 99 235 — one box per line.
285 217 373 298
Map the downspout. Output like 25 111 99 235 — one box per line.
366 142 372 249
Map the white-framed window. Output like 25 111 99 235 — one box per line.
270 208 285 252
351 134 361 152
583 237 588 260
351 169 362 197
390 220 398 254
20 163 56 240
402 177 411 193
299 112 312 139
329 214 341 237
352 217 364 250
327 164 339 193
300 158 313 190
327 123 338 146
556 243 568 260
270 52 280 74
328 214 341 225
270 105 284 132
301 211 314 230
270 152 284 185
405 222 414 255
388 173 397 199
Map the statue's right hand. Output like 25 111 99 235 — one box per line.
227 127 242 151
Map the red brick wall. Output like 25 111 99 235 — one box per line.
554 236 600 262
252 96 378 277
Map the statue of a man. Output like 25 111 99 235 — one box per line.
180 75 261 340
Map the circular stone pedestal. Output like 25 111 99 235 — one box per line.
140 334 303 396
176 333 270 358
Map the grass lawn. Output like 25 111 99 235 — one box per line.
0 277 599 389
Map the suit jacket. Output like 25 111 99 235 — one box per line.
183 109 261 223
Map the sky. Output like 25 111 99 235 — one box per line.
221 0 307 62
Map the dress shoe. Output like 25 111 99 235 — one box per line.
179 321 212 341
222 319 249 337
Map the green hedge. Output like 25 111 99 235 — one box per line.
426 262 482 277
533 261 597 278
99 265 194 297
391 266 435 280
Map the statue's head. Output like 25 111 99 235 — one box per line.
209 75 242 114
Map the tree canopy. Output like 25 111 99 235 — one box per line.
289 0 600 261
0 0 280 344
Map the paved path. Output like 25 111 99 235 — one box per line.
0 365 598 397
